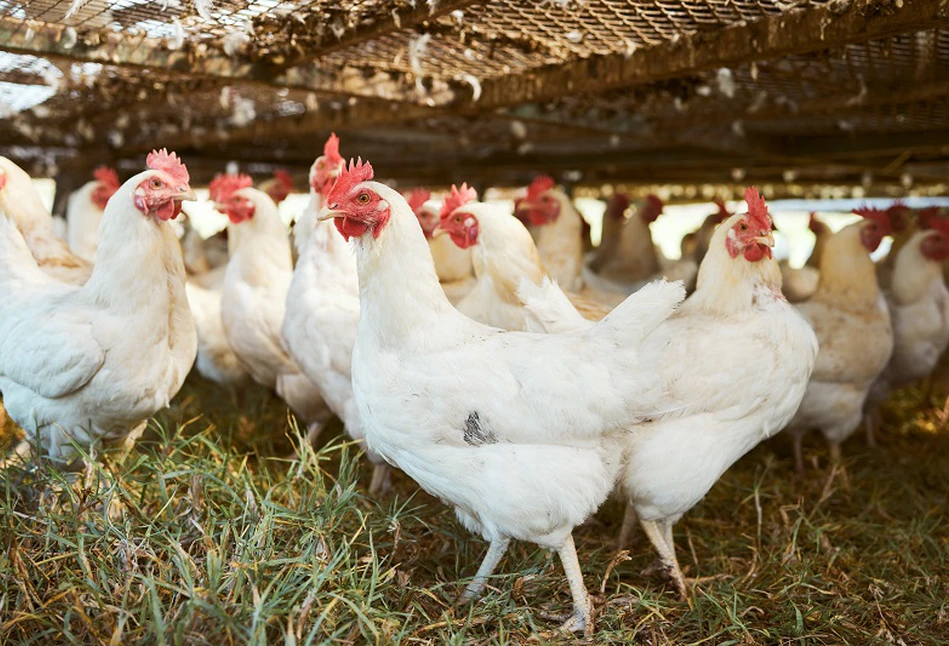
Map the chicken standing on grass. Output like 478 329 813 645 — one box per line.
520 187 817 598
0 150 197 466
783 207 894 471
214 173 332 443
0 156 92 285
863 215 949 446
320 159 687 637
65 165 119 262
283 152 392 494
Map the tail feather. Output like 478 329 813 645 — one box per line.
518 276 590 333
595 278 686 341
520 276 685 338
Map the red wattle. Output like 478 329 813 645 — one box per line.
154 200 177 221
743 243 771 262
335 217 368 241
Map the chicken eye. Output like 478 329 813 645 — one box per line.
356 193 371 204
317 162 324 170
150 178 163 189
455 215 462 223
739 222 748 231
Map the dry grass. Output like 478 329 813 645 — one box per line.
1 376 948 645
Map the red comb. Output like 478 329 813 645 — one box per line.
919 206 947 231
743 187 771 231
94 166 119 191
526 175 556 201
326 158 374 205
273 169 293 191
808 212 824 233
852 206 893 236
146 148 189 185
209 173 253 203
406 188 432 215
323 133 343 164
886 199 910 215
440 183 478 219
714 199 731 221
606 192 631 217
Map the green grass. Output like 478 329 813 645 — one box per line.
1 376 948 644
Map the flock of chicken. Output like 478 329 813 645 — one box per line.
1 133 948 638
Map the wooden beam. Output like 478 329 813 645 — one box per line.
470 0 949 109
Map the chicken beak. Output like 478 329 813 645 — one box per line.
318 208 345 222
753 232 775 247
177 186 198 201
431 224 447 238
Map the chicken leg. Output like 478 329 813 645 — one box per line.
640 518 689 600
792 431 806 473
306 421 323 449
459 537 510 603
368 463 391 496
615 502 639 551
557 533 594 638
864 408 880 448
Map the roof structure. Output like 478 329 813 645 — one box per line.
1 0 948 197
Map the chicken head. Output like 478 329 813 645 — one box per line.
725 186 775 262
91 166 120 210
852 206 892 252
321 159 388 241
210 173 255 223
133 149 196 221
310 132 346 196
436 183 479 249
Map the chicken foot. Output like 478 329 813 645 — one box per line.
640 518 690 601
458 537 510 604
556 533 595 638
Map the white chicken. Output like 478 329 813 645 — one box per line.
581 194 698 295
0 150 197 465
185 279 249 390
520 187 817 598
436 183 609 330
406 188 475 304
864 215 949 445
0 156 91 285
283 184 392 493
213 173 331 442
259 169 294 206
320 159 696 636
65 166 119 262
514 175 585 292
784 208 895 471
293 133 345 258
586 192 631 274
780 213 828 303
